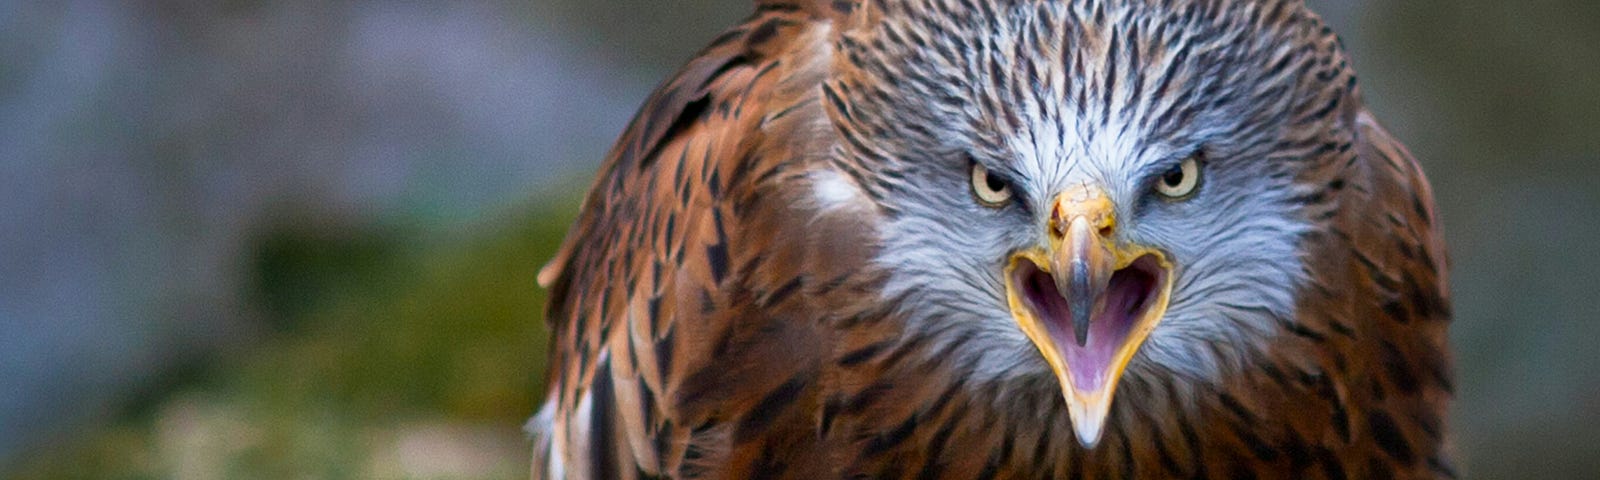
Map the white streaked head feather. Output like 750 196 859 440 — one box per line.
805 0 1353 432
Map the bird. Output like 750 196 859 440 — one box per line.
528 0 1455 478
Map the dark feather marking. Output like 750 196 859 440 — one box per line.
745 450 789 480
1145 413 1187 476
705 28 746 49
1228 453 1261 480
1260 361 1289 387
636 465 667 480
1317 446 1348 480
1404 278 1447 322
1380 340 1421 395
1283 432 1314 475
1381 298 1408 322
1327 318 1356 338
725 151 762 193
708 321 736 360
735 374 809 444
747 17 784 45
972 432 1010 480
863 414 919 455
670 147 688 188
1229 418 1281 463
749 58 783 86
1217 392 1258 423
755 1 801 13
639 96 712 169
877 332 933 370
752 162 794 187
1285 318 1329 342
813 271 855 296
1429 355 1455 394
706 213 730 283
705 55 750 89
647 295 663 337
1365 457 1394 480
655 326 675 379
625 325 639 373
821 83 854 122
915 399 967 479
577 344 591 380
818 395 842 438
637 377 656 432
761 99 812 125
841 382 892 415
1313 371 1353 443
1367 410 1416 465
707 168 722 199
1118 433 1137 479
1415 409 1443 441
838 340 894 366
763 275 804 306
1308 94 1341 122
699 288 715 315
589 356 619 480
1411 195 1433 226
1102 30 1120 125
1147 45 1190 131
1177 405 1207 477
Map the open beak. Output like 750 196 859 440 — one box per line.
1003 184 1174 447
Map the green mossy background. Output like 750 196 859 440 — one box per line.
10 201 574 478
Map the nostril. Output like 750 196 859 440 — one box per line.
1050 207 1066 235
1097 225 1114 238
1050 219 1070 239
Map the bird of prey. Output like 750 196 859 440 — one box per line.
530 0 1454 478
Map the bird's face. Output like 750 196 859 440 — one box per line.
825 0 1329 447
959 135 1311 448
994 163 1181 447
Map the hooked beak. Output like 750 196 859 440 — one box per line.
1003 184 1174 447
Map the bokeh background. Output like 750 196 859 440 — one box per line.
2 0 1597 478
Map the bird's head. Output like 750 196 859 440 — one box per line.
816 0 1344 447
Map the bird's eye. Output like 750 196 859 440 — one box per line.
1155 154 1203 199
970 162 1014 207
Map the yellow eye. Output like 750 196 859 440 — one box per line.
971 162 1013 207
1156 155 1202 199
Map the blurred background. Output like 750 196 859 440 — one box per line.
1 0 1596 478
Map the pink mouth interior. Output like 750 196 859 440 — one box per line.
1015 256 1163 393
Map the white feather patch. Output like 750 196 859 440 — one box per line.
809 169 868 212
526 397 564 478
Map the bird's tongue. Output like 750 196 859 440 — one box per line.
1020 263 1157 393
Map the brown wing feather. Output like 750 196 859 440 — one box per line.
1282 106 1455 479
1345 109 1454 476
533 3 879 478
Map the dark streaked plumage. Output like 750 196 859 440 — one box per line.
530 1 1454 478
